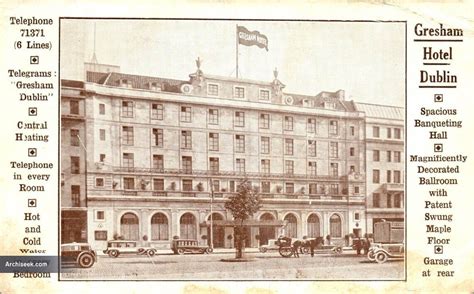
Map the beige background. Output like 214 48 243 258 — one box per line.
1 1 473 293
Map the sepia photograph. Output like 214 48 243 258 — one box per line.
59 19 406 280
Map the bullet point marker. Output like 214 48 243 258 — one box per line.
28 148 37 157
28 199 37 207
434 245 443 254
434 144 443 152
434 94 443 102
28 107 37 116
30 56 39 64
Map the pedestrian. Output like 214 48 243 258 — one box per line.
363 237 371 255
309 239 316 257
356 237 362 255
292 239 300 258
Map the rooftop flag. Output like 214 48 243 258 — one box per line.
237 26 269 51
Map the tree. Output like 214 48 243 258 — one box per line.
224 180 262 259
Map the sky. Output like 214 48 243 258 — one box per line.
60 19 405 106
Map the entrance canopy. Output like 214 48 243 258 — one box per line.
203 220 285 227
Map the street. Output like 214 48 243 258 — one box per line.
60 250 404 280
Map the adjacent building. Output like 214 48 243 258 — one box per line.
60 61 404 250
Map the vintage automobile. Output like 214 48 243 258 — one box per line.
368 221 405 264
171 239 213 255
258 239 280 253
103 240 157 258
61 242 96 268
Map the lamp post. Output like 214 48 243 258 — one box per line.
209 178 214 250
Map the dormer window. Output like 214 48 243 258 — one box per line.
119 79 133 88
234 86 245 99
259 89 270 101
324 101 336 109
207 83 219 96
148 82 161 91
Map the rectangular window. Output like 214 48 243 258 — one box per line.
330 142 338 158
387 194 392 208
350 126 355 136
209 180 219 192
99 129 106 141
121 101 133 117
285 160 294 175
71 156 80 174
387 151 392 162
284 138 294 155
394 171 401 183
307 118 317 133
261 181 270 193
152 155 163 170
349 147 355 156
373 126 380 138
387 128 392 138
99 154 106 162
181 130 192 149
209 157 219 173
330 184 339 194
234 86 245 98
236 158 245 173
354 186 360 194
259 89 270 100
261 159 270 174
123 177 135 190
70 100 79 115
151 103 164 120
99 103 105 115
285 183 294 194
309 183 317 195
182 179 193 192
259 113 270 129
123 153 134 168
373 150 380 162
207 84 219 96
234 111 245 127
180 106 192 122
153 179 164 191
373 193 380 208
330 163 338 177
182 156 192 173
95 231 108 241
71 185 80 207
235 135 245 153
394 194 402 208
354 212 360 221
284 116 294 131
329 120 338 135
229 181 235 192
152 128 163 147
122 126 134 145
95 178 104 187
70 129 79 146
394 128 401 139
308 161 317 176
208 109 219 124
373 169 380 183
209 133 219 151
387 170 392 183
394 151 401 163
308 140 317 157
261 137 270 154
96 211 105 220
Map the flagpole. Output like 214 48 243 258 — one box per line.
236 24 239 79
210 178 214 250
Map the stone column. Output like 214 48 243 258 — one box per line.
171 209 179 238
301 211 308 238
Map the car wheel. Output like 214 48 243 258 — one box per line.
177 248 185 255
109 250 120 258
335 247 342 254
375 252 388 264
78 253 94 268
147 249 155 257
259 247 267 253
367 250 376 261
302 247 310 254
206 247 213 254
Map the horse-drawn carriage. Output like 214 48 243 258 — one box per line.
275 236 343 257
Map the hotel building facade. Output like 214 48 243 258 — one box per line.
60 63 404 250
